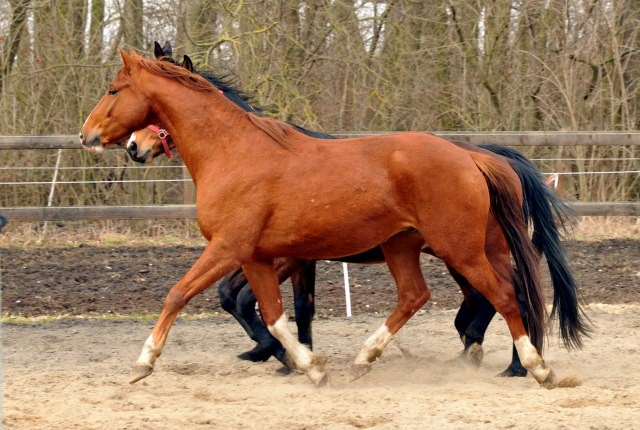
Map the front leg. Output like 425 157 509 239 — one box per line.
130 239 246 383
243 259 330 387
291 260 316 349
219 269 258 340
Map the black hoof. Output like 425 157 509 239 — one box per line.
497 365 528 378
237 344 273 362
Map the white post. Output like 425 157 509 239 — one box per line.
39 148 63 242
343 262 352 317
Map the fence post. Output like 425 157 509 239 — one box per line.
39 148 63 243
0 212 6 429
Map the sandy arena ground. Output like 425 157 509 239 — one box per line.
3 304 640 430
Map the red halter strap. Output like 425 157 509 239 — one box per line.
147 125 177 159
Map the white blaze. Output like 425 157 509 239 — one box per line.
127 133 137 149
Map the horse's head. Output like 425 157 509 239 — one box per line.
126 125 176 164
80 48 155 153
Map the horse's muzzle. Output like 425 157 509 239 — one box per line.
79 131 104 152
126 140 151 163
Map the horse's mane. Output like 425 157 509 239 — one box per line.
135 56 216 93
136 54 331 151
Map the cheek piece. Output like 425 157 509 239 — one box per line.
147 124 178 159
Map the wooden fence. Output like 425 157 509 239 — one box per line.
2 132 640 221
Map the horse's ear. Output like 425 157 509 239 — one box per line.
130 48 141 58
183 55 194 73
162 42 173 58
119 47 137 73
154 41 164 59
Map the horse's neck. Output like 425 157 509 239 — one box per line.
144 76 250 180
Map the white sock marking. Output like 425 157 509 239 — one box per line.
135 334 163 368
268 314 326 384
514 336 551 383
353 324 392 365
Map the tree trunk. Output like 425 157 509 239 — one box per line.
1 0 31 90
124 0 144 50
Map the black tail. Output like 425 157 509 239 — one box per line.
479 144 591 350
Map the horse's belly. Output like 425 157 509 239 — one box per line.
252 208 413 260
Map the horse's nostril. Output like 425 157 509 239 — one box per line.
127 141 138 155
78 131 85 145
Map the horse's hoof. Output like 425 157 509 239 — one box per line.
444 352 472 368
130 364 153 384
237 345 273 362
541 369 557 390
465 343 483 368
317 372 331 388
497 365 528 378
349 364 372 382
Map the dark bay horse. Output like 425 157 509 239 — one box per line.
80 48 588 388
124 44 580 379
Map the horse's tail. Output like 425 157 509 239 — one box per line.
479 144 590 350
469 152 547 353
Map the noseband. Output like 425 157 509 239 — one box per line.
147 125 178 159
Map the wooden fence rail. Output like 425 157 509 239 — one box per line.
1 203 639 222
4 132 640 149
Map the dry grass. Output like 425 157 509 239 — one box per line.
1 216 638 249
0 220 207 248
572 216 640 241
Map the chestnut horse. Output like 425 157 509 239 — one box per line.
127 122 567 378
81 48 587 388
125 44 580 379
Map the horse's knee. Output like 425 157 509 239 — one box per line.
399 287 430 313
164 290 188 312
219 283 237 313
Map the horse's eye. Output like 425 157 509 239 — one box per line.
108 88 118 96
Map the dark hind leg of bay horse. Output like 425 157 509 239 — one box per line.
219 269 259 342
448 265 528 377
236 283 288 364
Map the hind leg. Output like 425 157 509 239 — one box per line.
236 284 290 365
350 232 430 381
219 269 259 342
448 255 556 388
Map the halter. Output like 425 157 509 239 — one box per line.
147 125 177 158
